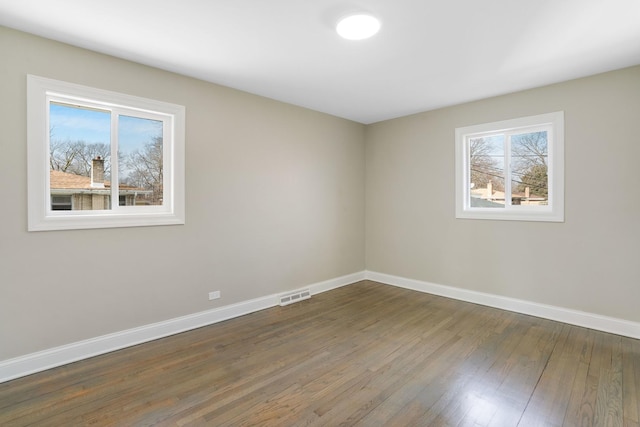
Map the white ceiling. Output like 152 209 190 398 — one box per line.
1 0 639 124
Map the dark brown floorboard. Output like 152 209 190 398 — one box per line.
1 281 638 426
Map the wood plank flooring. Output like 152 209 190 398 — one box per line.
1 281 639 426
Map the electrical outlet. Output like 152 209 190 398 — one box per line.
208 291 221 300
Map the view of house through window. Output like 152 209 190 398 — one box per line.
118 115 163 206
28 75 185 231
49 103 164 211
455 111 563 222
469 130 549 208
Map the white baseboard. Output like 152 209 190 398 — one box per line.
308 271 366 295
365 271 640 340
4 269 636 384
0 271 366 383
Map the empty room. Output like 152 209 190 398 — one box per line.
1 1 639 425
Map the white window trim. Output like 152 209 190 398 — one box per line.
455 111 564 222
27 75 186 231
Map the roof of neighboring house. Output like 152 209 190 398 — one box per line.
50 170 148 193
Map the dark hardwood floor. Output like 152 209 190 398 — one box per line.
1 281 639 426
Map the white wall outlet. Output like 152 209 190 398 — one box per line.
208 291 221 300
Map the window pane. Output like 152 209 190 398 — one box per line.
469 135 505 208
118 115 164 206
51 195 72 210
511 131 548 206
49 102 112 211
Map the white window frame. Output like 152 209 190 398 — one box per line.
455 111 564 222
27 75 185 231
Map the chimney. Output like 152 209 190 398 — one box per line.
91 157 105 188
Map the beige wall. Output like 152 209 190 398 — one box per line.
2 24 638 364
0 27 366 360
366 65 640 322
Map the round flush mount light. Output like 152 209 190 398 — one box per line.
336 14 381 40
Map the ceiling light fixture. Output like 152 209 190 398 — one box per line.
336 14 381 40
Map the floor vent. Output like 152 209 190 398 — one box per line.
279 289 311 306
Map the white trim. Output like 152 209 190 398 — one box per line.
6 269 635 384
308 271 365 294
27 74 186 231
365 271 640 340
0 271 366 383
455 111 564 222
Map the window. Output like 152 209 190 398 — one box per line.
50 195 72 211
27 75 185 231
455 112 564 222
